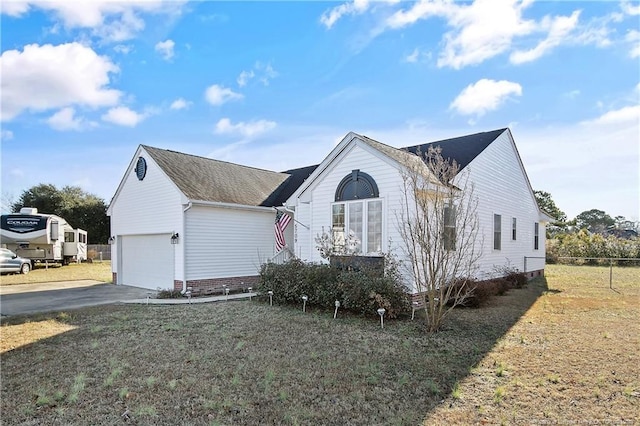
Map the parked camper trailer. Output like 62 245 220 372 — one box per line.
0 208 87 265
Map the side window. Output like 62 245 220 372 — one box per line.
444 205 456 251
332 204 345 252
65 232 75 243
494 214 502 250
512 217 517 241
534 222 539 250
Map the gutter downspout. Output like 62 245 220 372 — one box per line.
181 201 192 293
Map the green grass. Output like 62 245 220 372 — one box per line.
0 261 112 285
1 264 638 425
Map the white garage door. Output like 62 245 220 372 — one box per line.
120 234 174 290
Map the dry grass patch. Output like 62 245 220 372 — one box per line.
0 317 77 353
0 261 112 286
424 264 639 425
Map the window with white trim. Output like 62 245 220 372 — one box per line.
534 222 539 250
332 170 382 255
443 205 456 251
332 200 383 254
494 214 502 250
512 217 517 241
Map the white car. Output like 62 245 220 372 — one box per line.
0 248 31 274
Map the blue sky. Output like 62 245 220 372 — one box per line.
1 0 639 220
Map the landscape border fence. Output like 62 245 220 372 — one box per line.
87 244 111 261
557 257 640 289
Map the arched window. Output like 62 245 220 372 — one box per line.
335 170 379 201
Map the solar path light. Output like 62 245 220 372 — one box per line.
268 291 273 306
186 287 193 304
301 295 308 312
411 301 420 320
377 308 386 329
225 287 230 301
248 287 253 301
334 300 340 319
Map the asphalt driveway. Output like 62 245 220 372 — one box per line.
0 280 153 316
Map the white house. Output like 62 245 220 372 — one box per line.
107 146 313 291
285 128 550 292
109 128 549 293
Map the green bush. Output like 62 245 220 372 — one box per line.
504 271 528 289
258 256 410 318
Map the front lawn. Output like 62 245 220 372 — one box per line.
0 265 638 424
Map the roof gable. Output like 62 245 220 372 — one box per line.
143 146 292 207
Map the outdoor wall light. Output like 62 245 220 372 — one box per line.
108 236 115 245
377 308 386 329
301 295 308 313
268 290 274 306
170 232 179 244
334 300 341 319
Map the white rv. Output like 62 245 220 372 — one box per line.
0 208 87 265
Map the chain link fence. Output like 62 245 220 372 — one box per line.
87 244 111 261
556 257 640 289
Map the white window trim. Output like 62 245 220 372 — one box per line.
512 217 517 241
493 213 502 251
331 198 385 255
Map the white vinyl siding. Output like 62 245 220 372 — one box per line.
185 205 275 280
452 130 546 276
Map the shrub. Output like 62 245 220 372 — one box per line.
504 271 528 289
156 289 182 299
258 256 409 318
449 278 502 309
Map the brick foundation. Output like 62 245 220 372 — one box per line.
173 275 260 294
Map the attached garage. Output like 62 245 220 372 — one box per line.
119 234 174 290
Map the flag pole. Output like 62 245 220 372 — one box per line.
273 206 309 229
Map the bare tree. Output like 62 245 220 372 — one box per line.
397 146 481 332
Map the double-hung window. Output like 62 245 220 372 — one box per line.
494 214 502 250
534 222 539 250
443 205 456 251
512 217 517 241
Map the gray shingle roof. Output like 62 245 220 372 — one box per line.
143 146 290 207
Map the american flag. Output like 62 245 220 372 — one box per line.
274 210 292 251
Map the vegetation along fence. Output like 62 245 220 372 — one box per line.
557 257 640 289
87 244 111 261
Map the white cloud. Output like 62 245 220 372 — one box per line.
101 106 148 127
237 70 254 87
580 105 640 126
625 29 640 58
214 118 277 138
204 84 243 106
382 0 611 69
510 10 580 64
155 39 175 60
320 0 370 29
237 62 278 87
450 78 522 117
1 43 121 122
113 44 133 54
1 129 14 141
2 1 187 42
405 48 419 63
170 98 190 110
47 107 92 131
621 1 640 16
